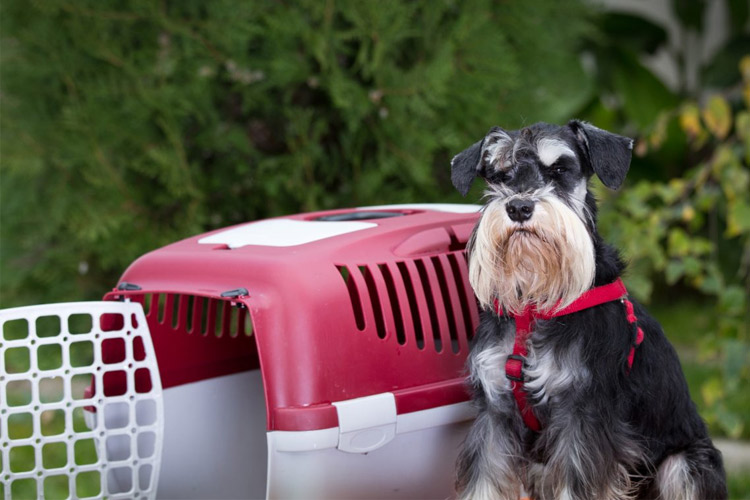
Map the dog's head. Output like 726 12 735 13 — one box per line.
452 120 633 314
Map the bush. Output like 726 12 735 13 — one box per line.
0 0 593 306
596 58 750 438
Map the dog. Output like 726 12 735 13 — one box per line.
451 120 727 500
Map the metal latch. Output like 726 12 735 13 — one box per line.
117 281 142 291
332 393 397 454
220 287 249 298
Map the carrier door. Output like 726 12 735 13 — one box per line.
1 301 164 500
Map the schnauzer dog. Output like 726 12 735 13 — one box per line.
451 121 727 500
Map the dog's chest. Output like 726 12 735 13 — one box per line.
523 336 588 405
501 327 590 405
472 323 589 408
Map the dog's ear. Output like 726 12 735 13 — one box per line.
450 138 484 196
451 126 507 196
568 120 633 190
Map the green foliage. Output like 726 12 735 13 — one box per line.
578 10 678 134
1 0 748 442
0 0 593 306
579 0 750 141
597 58 750 438
573 0 750 439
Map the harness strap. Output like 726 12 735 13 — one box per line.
497 278 644 432
623 297 645 373
505 308 541 431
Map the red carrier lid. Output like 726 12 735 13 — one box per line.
104 204 481 431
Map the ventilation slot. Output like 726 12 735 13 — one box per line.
397 262 425 349
337 266 365 331
414 259 442 352
143 293 253 338
360 266 387 340
379 264 406 345
448 252 478 341
430 256 460 353
171 294 181 329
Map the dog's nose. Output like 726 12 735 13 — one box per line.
506 199 535 223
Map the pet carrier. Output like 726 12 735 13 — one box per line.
1 203 482 499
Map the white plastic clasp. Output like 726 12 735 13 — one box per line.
332 393 397 454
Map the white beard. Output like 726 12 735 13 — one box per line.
468 185 595 314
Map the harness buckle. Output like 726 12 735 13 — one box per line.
505 354 527 382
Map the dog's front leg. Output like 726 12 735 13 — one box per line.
456 315 527 500
529 406 642 500
455 408 526 500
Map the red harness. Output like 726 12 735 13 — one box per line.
496 278 644 432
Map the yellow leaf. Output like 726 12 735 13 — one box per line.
680 103 703 138
649 112 669 148
681 205 695 222
702 95 732 140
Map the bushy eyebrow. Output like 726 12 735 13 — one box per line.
536 138 576 166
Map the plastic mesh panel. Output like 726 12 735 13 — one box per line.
1 301 163 500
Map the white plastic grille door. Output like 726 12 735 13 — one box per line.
1 301 164 499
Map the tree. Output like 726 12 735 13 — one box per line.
0 0 592 306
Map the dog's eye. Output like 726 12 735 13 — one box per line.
551 162 568 175
487 169 510 184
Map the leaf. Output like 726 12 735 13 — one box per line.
696 263 723 295
727 200 750 236
679 102 707 148
719 286 746 316
665 260 684 285
682 256 702 276
718 150 750 204
649 112 670 148
667 228 691 257
681 205 695 222
701 376 724 407
702 95 732 140
624 274 653 303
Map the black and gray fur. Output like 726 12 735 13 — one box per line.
452 120 727 500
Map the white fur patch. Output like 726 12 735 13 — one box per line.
533 420 641 500
524 342 590 405
458 413 523 500
568 179 591 223
537 138 576 166
482 129 514 171
470 337 513 405
657 453 698 500
458 478 503 500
